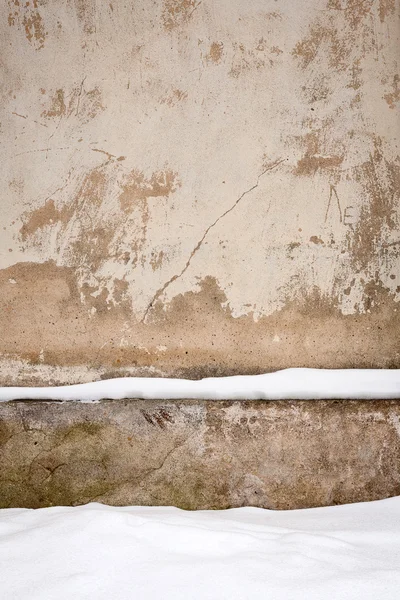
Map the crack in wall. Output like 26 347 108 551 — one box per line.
142 158 285 322
85 433 194 504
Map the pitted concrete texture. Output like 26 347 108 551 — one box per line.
1 1 400 385
1 399 400 509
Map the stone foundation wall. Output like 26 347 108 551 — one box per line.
2 398 400 509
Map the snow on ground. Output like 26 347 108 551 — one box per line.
1 498 400 599
0 368 400 401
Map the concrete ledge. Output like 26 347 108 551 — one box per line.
1 399 400 510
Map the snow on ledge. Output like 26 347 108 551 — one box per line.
0 368 400 402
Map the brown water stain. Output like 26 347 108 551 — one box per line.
342 0 373 30
19 167 110 278
112 278 131 308
327 0 373 28
0 263 399 386
41 84 104 123
293 22 350 72
292 24 330 69
23 12 46 49
71 226 116 272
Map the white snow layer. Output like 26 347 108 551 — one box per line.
2 497 400 599
0 368 400 401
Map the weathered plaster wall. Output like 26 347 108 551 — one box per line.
1 0 400 384
2 398 400 509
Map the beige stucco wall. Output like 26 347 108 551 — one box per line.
1 0 399 385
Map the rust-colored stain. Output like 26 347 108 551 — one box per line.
162 0 200 30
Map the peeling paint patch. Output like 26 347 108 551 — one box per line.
74 0 97 35
160 88 188 106
118 169 181 213
7 0 47 49
150 250 165 271
229 42 272 78
379 0 396 22
384 75 400 109
310 236 324 245
207 42 224 64
162 0 200 31
292 2 374 73
18 165 181 309
41 89 66 118
296 155 344 176
349 138 400 270
40 84 105 123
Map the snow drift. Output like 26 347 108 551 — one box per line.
1 497 400 599
0 368 399 401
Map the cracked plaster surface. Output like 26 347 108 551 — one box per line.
1 0 399 383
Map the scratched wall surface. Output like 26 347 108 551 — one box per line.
1 0 399 385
